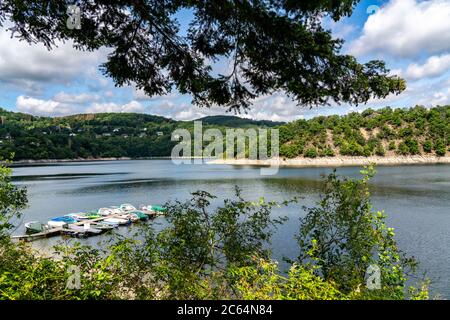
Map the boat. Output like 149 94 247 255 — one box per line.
129 211 149 221
120 213 139 222
90 222 116 231
48 216 76 228
103 217 131 226
68 224 102 235
25 221 50 234
98 207 114 216
83 212 101 219
100 220 120 227
141 205 167 215
120 203 137 212
140 205 156 216
48 221 67 228
109 206 124 215
65 212 89 221
51 216 76 223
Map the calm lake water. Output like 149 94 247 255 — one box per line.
11 160 450 298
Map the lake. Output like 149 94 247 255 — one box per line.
11 160 450 298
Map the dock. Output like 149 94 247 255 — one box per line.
12 211 158 242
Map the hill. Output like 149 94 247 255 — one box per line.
278 105 449 158
196 115 284 128
0 109 281 160
0 106 448 161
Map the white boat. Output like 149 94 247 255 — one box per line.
98 207 115 216
140 205 154 212
109 206 125 215
140 205 166 216
101 220 120 227
69 224 102 235
119 213 139 222
119 203 137 212
65 212 89 221
103 217 130 225
47 220 68 228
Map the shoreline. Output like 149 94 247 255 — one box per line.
208 155 450 168
9 157 133 166
7 155 450 168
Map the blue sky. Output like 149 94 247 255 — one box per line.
0 0 449 121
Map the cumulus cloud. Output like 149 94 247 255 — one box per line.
0 26 108 93
15 92 144 116
349 0 450 58
16 96 75 116
86 101 145 113
363 77 450 111
403 54 450 80
53 92 101 104
144 93 310 122
245 94 306 122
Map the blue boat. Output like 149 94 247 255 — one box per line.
51 216 76 223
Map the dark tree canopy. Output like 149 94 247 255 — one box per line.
0 0 405 112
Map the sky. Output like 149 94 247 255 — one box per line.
0 0 450 122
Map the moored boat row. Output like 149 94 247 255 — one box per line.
23 203 167 238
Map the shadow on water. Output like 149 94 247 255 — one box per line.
12 172 130 181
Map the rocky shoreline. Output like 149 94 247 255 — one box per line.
208 155 450 168
8 155 450 168
10 157 132 166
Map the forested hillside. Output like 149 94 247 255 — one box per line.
279 106 449 158
0 106 448 160
197 115 284 128
0 109 280 160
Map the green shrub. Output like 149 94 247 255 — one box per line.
375 144 385 156
296 166 425 299
422 140 433 153
434 139 446 156
397 142 410 155
405 139 419 155
388 141 396 150
304 148 318 158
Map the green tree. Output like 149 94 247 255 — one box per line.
296 166 419 298
231 258 345 300
0 1 405 111
405 138 419 155
434 139 446 156
304 147 318 158
388 141 396 151
0 157 27 237
397 142 410 155
375 144 385 156
422 140 433 153
142 188 290 299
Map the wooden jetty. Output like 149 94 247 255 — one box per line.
12 211 157 242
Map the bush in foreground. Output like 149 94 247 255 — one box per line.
0 160 428 300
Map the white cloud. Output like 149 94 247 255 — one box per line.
245 93 306 122
16 95 74 116
143 93 310 122
132 87 181 101
0 26 108 93
53 92 101 104
404 54 450 80
349 0 450 58
16 92 144 116
132 88 152 101
86 101 145 113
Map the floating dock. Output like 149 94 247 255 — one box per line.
12 211 158 242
